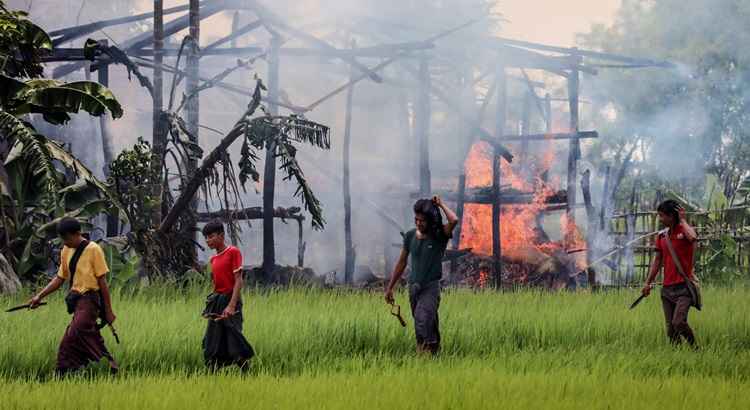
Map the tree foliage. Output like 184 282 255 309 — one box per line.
579 0 750 203
0 1 123 282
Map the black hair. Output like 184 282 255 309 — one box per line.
413 199 444 238
657 199 681 223
56 217 81 237
202 220 225 237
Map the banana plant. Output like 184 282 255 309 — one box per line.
0 3 127 284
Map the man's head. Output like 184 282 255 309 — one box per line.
202 220 225 250
657 199 681 228
57 217 83 248
413 199 443 237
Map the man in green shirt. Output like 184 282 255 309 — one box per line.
385 196 458 355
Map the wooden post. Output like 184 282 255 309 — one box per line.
566 68 580 246
581 169 597 289
599 165 611 232
97 50 118 237
262 36 281 279
343 39 356 285
151 0 166 227
520 89 531 165
544 92 552 133
493 64 507 288
625 179 638 282
184 0 200 250
230 12 240 48
453 69 471 264
416 56 431 195
297 218 305 267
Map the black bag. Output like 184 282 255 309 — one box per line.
63 240 90 314
662 230 702 310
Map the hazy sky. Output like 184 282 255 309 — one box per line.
129 0 623 47
497 0 621 46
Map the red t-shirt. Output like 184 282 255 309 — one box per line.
655 225 695 286
210 246 243 294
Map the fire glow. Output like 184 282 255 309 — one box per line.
458 141 585 272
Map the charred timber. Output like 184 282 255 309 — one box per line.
197 207 304 222
415 188 568 205
483 131 598 142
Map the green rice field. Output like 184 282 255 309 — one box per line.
1 285 749 409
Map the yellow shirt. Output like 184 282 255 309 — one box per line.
57 242 109 294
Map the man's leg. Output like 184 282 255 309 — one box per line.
409 284 425 351
414 282 441 355
661 290 679 344
672 295 696 346
56 296 112 375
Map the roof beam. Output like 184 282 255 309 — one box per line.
493 37 674 68
245 1 384 83
48 1 208 45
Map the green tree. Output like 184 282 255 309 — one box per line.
0 1 123 286
579 0 750 203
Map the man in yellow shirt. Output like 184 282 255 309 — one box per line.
28 217 118 375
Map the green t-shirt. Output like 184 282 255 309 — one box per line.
403 228 450 285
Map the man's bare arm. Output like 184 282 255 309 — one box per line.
642 252 662 296
224 270 243 317
680 220 698 242
97 276 116 324
677 205 698 241
29 276 65 307
434 196 458 236
385 249 409 303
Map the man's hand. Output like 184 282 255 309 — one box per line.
220 304 236 320
105 310 117 325
432 196 444 208
641 283 652 297
676 204 687 222
28 295 43 309
384 288 395 305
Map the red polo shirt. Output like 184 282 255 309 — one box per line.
210 246 243 294
655 225 695 286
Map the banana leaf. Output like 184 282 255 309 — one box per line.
7 80 122 123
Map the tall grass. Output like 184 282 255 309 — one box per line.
1 286 749 408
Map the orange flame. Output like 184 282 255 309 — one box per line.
458 141 580 268
478 270 489 289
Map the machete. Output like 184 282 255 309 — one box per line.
629 294 647 310
5 302 47 312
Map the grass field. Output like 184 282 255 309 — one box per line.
2 285 750 409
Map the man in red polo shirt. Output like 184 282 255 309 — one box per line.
641 200 699 346
201 221 254 370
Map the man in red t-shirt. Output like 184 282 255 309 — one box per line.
201 221 254 369
641 200 699 346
